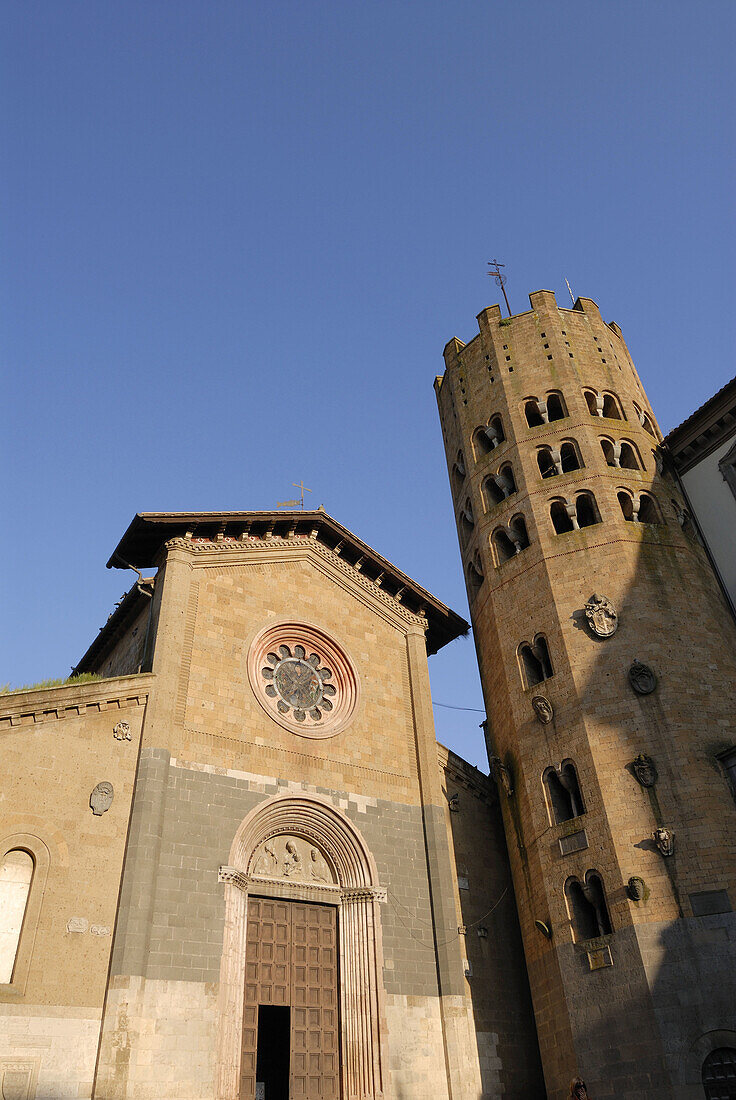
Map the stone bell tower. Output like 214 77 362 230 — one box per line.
435 290 736 1099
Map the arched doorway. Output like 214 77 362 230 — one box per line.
703 1048 736 1099
216 794 387 1100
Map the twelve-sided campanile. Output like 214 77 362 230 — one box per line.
435 290 736 1099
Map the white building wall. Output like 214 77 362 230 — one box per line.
680 435 736 606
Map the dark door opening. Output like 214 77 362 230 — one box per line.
255 1004 290 1100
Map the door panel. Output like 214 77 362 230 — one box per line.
240 898 339 1100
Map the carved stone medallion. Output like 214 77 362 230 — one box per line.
248 622 358 739
629 660 657 695
627 876 646 901
653 826 675 857
489 756 514 796
532 695 554 724
113 721 131 741
66 917 88 934
250 835 336 884
632 753 657 788
90 781 114 816
584 593 618 638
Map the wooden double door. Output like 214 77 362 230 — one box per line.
240 898 340 1100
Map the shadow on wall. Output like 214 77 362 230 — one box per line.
563 520 736 1098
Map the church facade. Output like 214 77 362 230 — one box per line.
0 510 542 1100
1 290 735 1100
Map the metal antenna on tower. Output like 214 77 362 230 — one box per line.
565 278 575 306
487 260 512 317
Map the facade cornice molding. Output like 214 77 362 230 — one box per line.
0 673 154 728
217 866 386 904
162 535 430 635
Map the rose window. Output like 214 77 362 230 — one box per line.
261 645 336 723
248 622 359 738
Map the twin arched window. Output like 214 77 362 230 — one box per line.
518 635 553 688
472 416 505 461
600 437 643 470
458 499 474 547
491 514 530 565
617 490 663 524
482 464 517 508
549 492 601 534
543 762 585 824
633 402 658 438
524 391 567 428
466 553 484 599
451 450 466 495
565 872 612 941
537 440 583 479
584 389 624 420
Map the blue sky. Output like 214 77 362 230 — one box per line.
3 1 735 766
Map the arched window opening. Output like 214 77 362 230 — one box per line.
472 427 494 461
619 441 641 470
451 451 466 495
498 464 517 496
560 441 582 473
483 476 506 509
576 493 601 528
565 872 612 942
702 1047 736 1099
532 635 553 679
492 528 517 565
537 447 559 479
550 499 575 535
601 438 617 467
635 403 657 437
637 493 662 524
509 514 530 552
601 393 622 420
519 644 545 688
584 390 601 417
544 762 585 824
459 501 474 547
489 415 505 446
618 491 635 522
525 399 545 428
467 556 484 599
0 849 34 985
546 392 566 421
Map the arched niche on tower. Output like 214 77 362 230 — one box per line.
215 793 387 1100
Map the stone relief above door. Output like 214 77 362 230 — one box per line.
250 834 336 884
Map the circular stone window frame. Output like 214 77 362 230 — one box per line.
247 621 359 739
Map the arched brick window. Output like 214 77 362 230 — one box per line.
618 490 635 522
543 762 585 824
619 440 642 470
601 392 623 420
489 415 505 446
451 450 465 495
565 872 612 942
524 398 545 428
634 402 657 437
458 500 474 547
466 553 484 599
560 440 583 472
550 498 575 534
537 447 559 479
637 492 662 524
546 391 567 421
576 492 601 528
509 513 530 552
498 463 517 496
518 635 553 688
472 426 494 461
584 390 601 417
492 527 517 565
